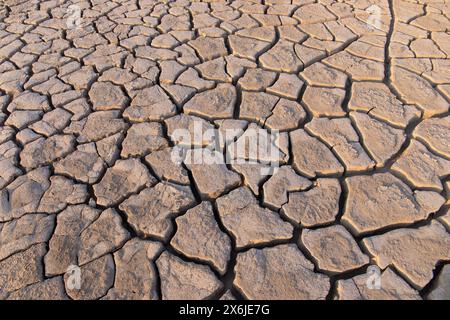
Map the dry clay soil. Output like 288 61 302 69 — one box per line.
0 0 449 300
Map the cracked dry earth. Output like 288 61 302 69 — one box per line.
0 0 449 301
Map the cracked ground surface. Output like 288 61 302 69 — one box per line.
0 0 449 300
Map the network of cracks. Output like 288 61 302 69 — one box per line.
0 0 449 300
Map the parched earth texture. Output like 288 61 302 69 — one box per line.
0 0 449 300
